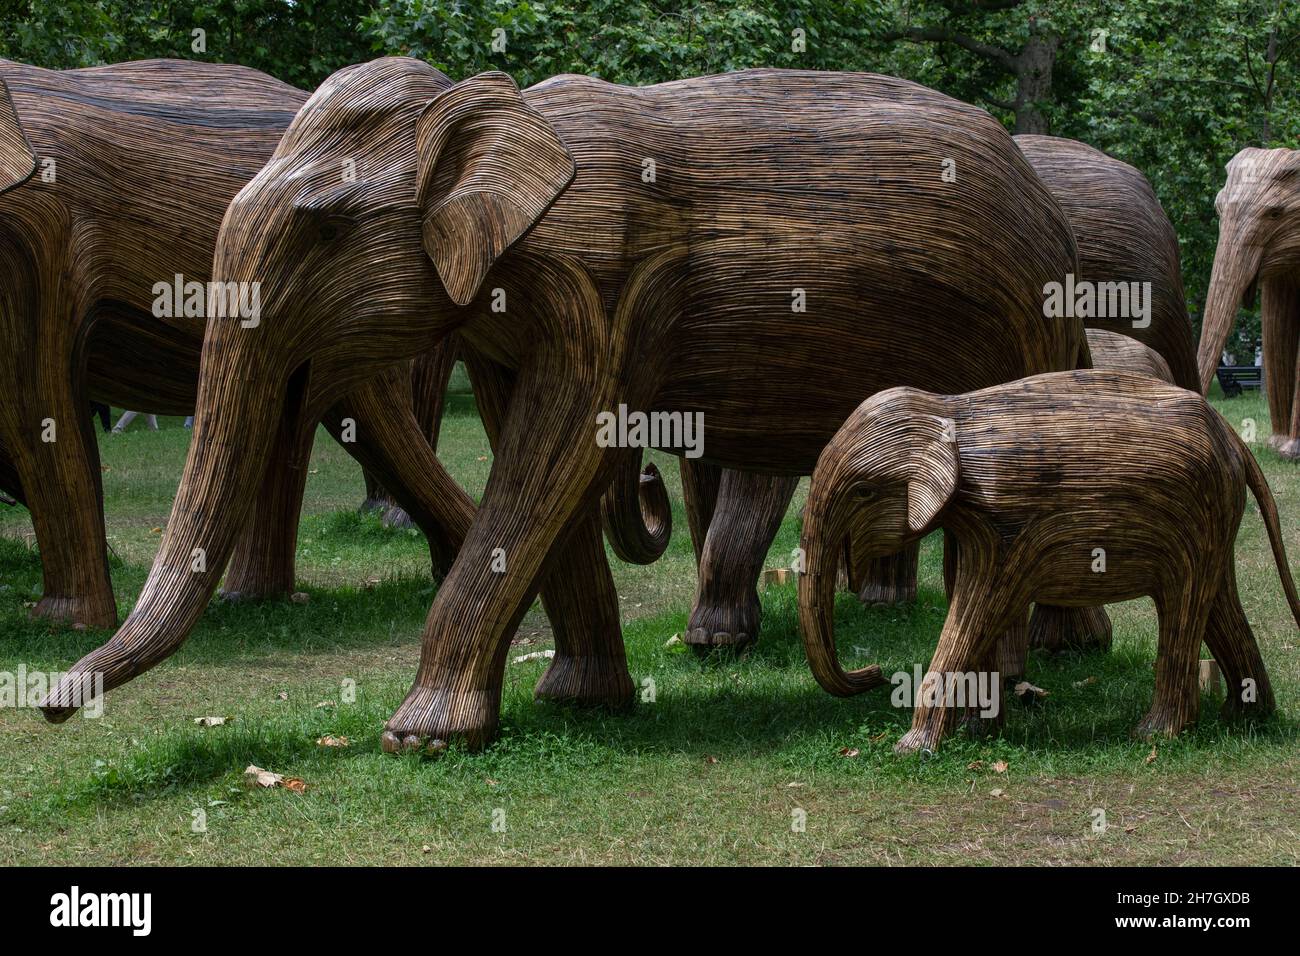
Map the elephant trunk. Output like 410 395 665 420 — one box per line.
1197 224 1263 393
797 472 887 697
600 454 671 564
40 330 298 721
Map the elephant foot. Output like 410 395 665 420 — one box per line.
1132 704 1194 741
1029 604 1113 654
534 653 635 709
856 578 917 607
893 725 944 755
380 505 416 530
31 592 116 630
1267 434 1300 460
381 683 499 755
685 589 761 655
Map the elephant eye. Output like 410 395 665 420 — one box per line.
318 221 340 242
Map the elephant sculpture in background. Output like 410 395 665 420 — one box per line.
0 58 475 626
1198 147 1300 459
42 62 1088 754
683 133 1199 659
800 370 1295 754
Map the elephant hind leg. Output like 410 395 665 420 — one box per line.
1134 581 1216 739
686 469 796 653
1203 562 1275 720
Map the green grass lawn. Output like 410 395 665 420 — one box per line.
1 376 1297 865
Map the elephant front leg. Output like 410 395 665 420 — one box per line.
896 547 1012 755
324 365 475 578
220 399 318 601
1028 603 1113 653
847 539 920 607
1261 279 1300 459
686 470 797 653
382 356 620 752
1 366 117 628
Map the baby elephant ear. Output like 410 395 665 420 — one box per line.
415 72 576 306
0 77 37 196
907 416 958 533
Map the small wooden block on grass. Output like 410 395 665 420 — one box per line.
761 568 793 587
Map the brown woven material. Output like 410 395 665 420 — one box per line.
685 134 1195 655
0 59 305 626
42 62 1088 753
1197 147 1300 459
801 369 1296 754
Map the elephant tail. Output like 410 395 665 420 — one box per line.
1235 427 1300 630
601 453 672 564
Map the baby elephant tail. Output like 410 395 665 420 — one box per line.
1233 428 1300 630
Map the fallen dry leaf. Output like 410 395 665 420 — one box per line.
839 747 860 758
290 592 309 604
282 777 307 793
1073 676 1098 688
989 788 1005 798
276 692 288 701
1014 681 1049 700
315 701 335 709
245 765 282 788
316 735 349 748
1145 746 1158 765
421 845 431 854
704 755 719 765
967 760 985 771
476 455 488 461
869 732 888 742
992 760 1009 774
193 716 227 727
664 634 682 648
149 526 162 534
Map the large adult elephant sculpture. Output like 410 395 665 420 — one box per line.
42 61 1087 752
0 59 475 626
1198 147 1300 459
683 133 1198 656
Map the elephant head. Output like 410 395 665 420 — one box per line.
40 58 584 717
798 389 959 697
1198 147 1300 393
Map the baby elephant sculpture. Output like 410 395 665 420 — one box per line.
800 369 1298 754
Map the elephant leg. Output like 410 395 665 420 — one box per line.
848 539 920 607
1028 603 1113 653
1261 280 1300 458
0 435 24 506
685 469 797 653
896 536 1013 755
382 345 625 752
358 468 387 515
324 364 475 579
0 315 116 627
1202 558 1275 720
376 339 461 529
1134 579 1215 739
220 403 318 600
678 457 721 563
463 352 630 708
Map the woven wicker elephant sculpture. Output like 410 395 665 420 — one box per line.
683 133 1199 658
1197 147 1300 459
43 60 1087 752
800 369 1298 754
0 59 474 627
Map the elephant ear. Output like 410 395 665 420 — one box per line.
415 72 576 306
906 415 958 533
0 77 37 196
